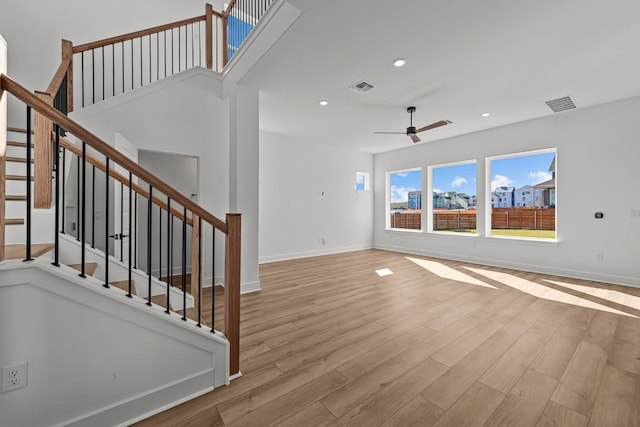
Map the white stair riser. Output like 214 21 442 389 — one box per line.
5 160 34 176
4 210 56 245
5 179 32 195
5 144 32 158
5 200 26 218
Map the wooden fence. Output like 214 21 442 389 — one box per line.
390 208 556 231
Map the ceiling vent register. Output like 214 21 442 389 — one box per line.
350 80 376 94
545 96 577 113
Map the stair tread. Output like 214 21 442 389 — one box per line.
110 279 138 295
5 175 34 181
7 127 34 134
6 157 34 163
5 218 25 225
7 141 34 148
4 243 54 260
68 262 98 276
6 195 28 201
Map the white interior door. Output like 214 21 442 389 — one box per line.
113 133 138 262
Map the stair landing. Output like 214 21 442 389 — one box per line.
4 243 54 260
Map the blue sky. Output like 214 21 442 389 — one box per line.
389 152 555 203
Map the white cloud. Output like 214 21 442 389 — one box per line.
390 186 418 203
433 188 443 194
396 172 409 178
528 171 552 185
491 174 513 191
451 176 468 188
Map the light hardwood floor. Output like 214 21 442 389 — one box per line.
136 249 640 427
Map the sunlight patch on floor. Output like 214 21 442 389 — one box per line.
464 267 637 318
376 268 394 277
545 279 640 313
406 257 497 289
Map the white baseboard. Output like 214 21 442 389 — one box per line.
374 243 640 289
259 244 373 264
241 281 261 294
61 369 214 427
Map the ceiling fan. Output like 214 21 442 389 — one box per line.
374 106 451 143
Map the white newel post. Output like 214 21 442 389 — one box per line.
0 35 7 260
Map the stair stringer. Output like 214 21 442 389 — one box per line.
58 232 194 309
0 258 229 427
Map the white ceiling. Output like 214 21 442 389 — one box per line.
241 0 640 153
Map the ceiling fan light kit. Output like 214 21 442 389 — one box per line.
374 106 452 143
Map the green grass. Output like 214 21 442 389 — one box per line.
434 229 556 239
490 229 556 239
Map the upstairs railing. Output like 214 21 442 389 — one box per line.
44 1 274 112
0 73 242 376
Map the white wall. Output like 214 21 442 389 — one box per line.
0 261 227 427
71 69 230 289
259 131 374 263
374 95 640 287
229 85 261 292
138 150 198 276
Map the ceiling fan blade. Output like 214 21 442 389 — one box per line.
416 120 452 133
410 134 421 143
374 131 407 135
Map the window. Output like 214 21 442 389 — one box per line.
356 172 370 191
387 168 422 230
430 161 477 234
488 149 556 239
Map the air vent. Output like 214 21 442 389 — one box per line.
349 80 376 94
545 96 577 113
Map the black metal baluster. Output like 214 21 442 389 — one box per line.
140 37 143 88
52 125 60 267
103 158 110 288
165 198 171 314
182 207 187 320
149 34 152 84
158 201 162 279
134 192 138 269
79 142 87 278
147 186 153 306
211 226 215 332
76 156 80 240
101 47 105 102
91 165 95 248
197 216 202 327
169 211 173 295
61 146 65 234
127 172 133 298
24 106 32 261
131 39 134 90
81 52 85 108
156 33 160 81
92 49 95 105
171 28 175 75
120 182 124 262
112 44 115 97
121 41 125 94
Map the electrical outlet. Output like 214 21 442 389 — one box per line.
596 253 604 261
2 362 28 393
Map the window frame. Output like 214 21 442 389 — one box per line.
486 148 557 241
386 167 423 232
428 159 478 236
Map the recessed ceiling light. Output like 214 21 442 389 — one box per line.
481 112 491 117
393 58 406 67
319 100 328 106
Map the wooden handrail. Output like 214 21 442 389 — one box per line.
223 0 239 17
57 135 193 226
45 57 71 96
73 15 206 53
0 74 228 233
